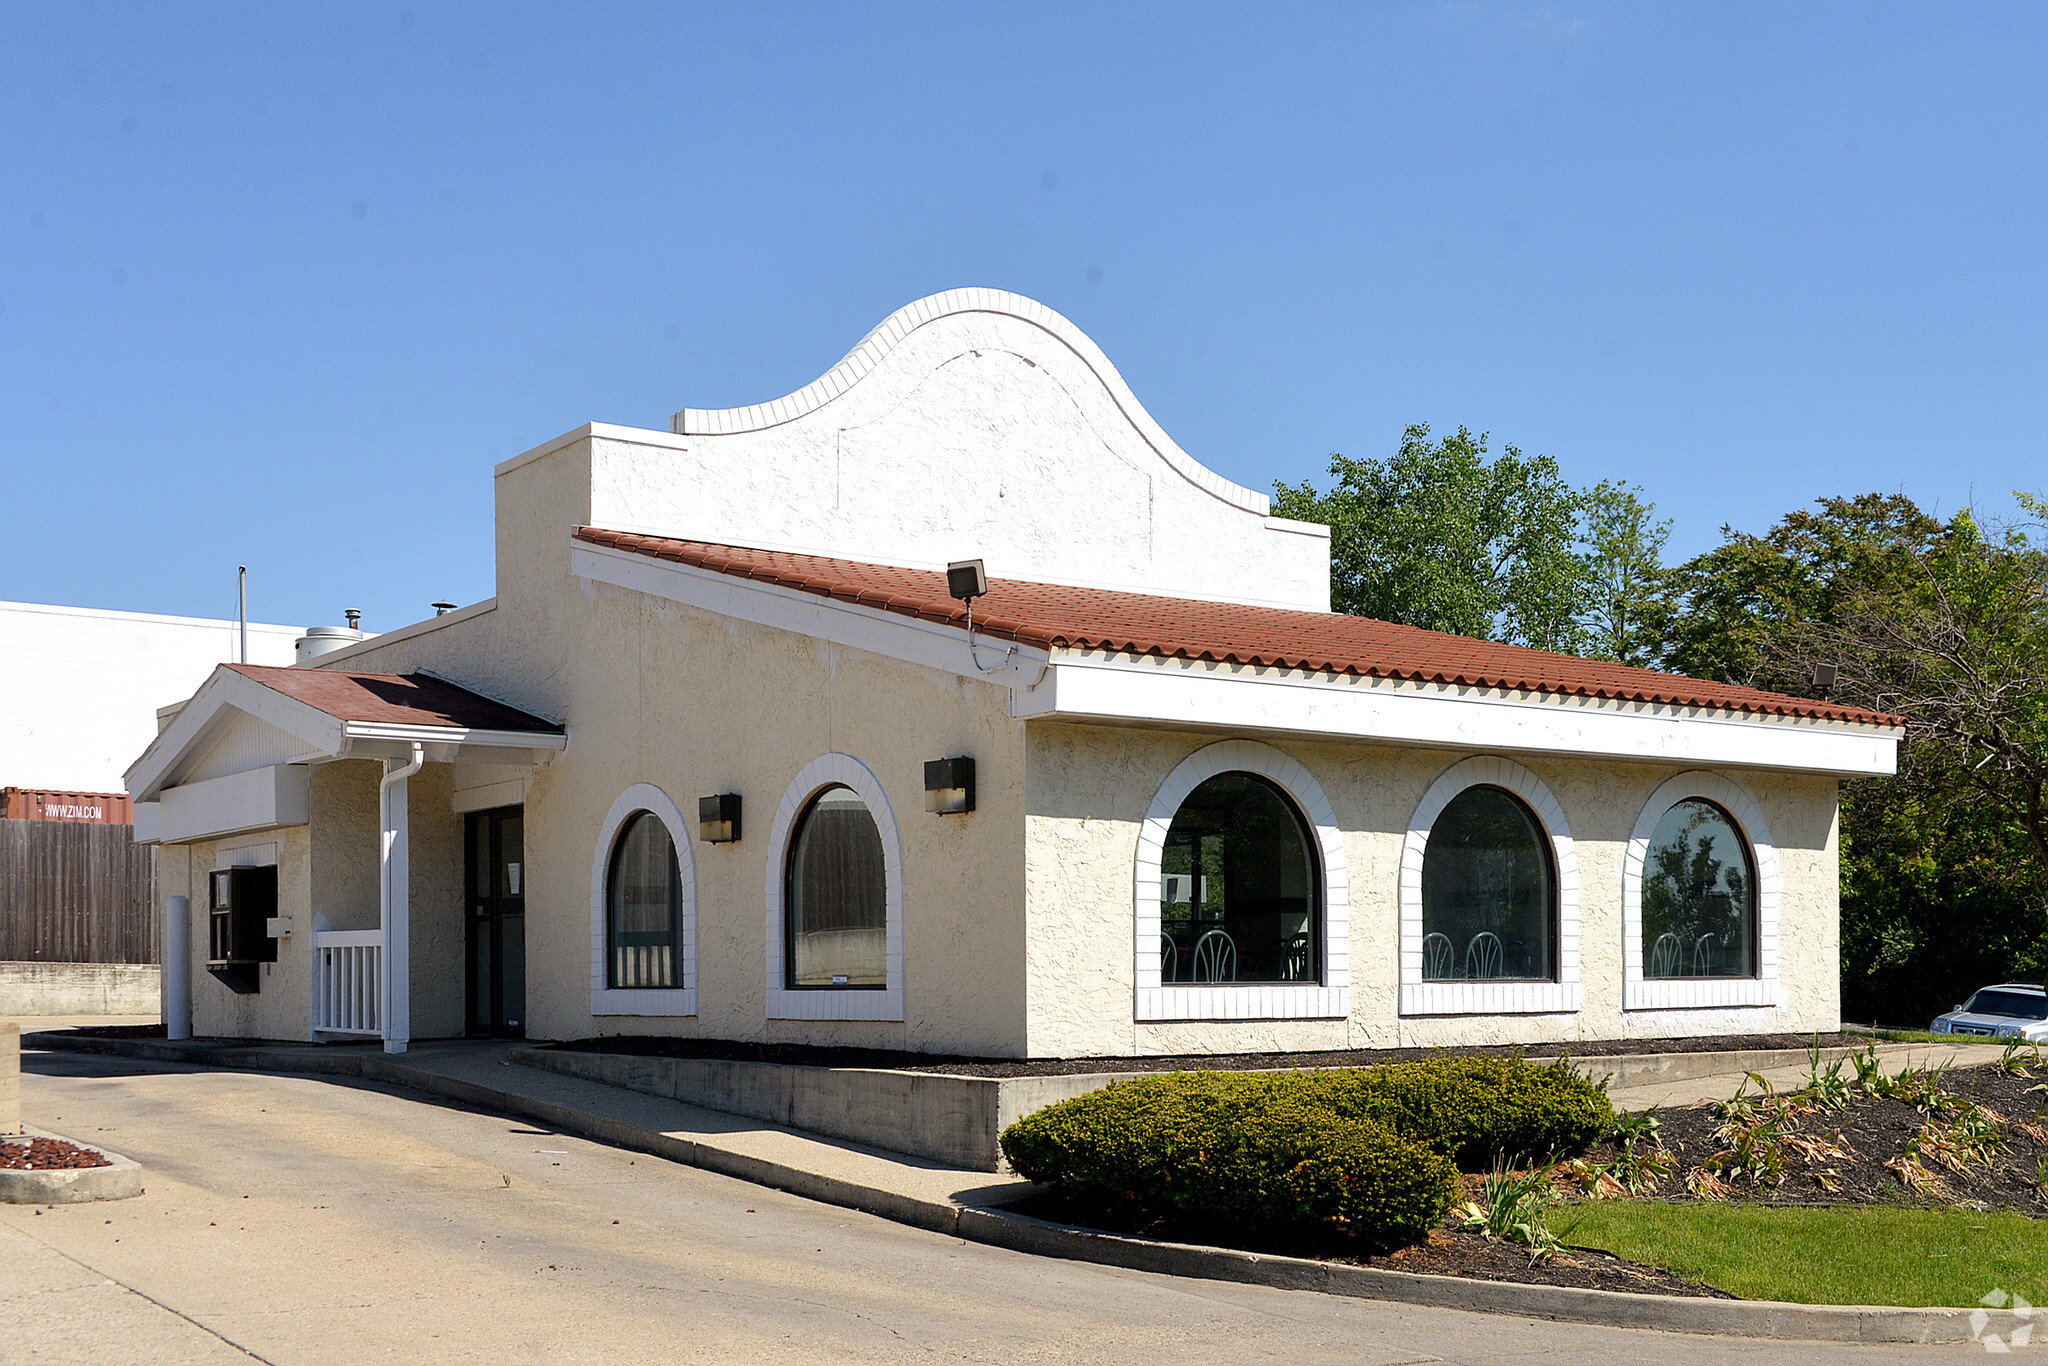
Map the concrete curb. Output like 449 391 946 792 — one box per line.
19 1030 2013 1344
0 1128 143 1204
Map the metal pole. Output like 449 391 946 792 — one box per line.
164 894 191 1041
237 565 248 664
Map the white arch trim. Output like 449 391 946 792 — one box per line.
764 753 905 1022
1623 771 1784 1011
1399 756 1584 1016
590 783 698 1017
672 288 1269 516
1133 739 1349 1021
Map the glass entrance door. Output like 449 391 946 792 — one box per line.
465 806 526 1037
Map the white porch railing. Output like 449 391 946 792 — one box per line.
312 929 384 1036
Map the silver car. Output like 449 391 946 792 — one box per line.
1929 982 2048 1039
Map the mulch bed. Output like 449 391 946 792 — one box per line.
541 1031 1881 1078
1598 1056 2048 1213
0 1136 111 1170
1008 1186 1730 1297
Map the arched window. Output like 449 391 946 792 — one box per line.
785 785 887 990
606 811 681 989
1158 772 1321 985
1420 784 1556 982
1640 798 1757 980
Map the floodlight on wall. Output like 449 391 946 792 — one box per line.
924 757 976 815
699 793 742 843
947 557 1016 675
1811 662 1839 698
947 559 988 602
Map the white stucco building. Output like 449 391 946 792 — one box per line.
126 289 1902 1058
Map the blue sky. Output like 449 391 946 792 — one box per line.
4 4 2043 634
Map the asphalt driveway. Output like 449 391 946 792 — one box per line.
1 1047 1993 1364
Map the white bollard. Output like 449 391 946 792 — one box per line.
1 1024 20 1137
165 894 191 1041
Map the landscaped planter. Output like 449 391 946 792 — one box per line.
510 1042 1880 1171
0 1131 142 1204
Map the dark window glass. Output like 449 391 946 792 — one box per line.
1420 785 1555 981
1641 798 1757 980
607 812 680 989
1158 772 1319 985
786 786 887 988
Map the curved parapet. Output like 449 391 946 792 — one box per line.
671 288 1270 517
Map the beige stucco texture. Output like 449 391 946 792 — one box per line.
1022 721 1839 1058
318 434 1031 1054
167 760 468 1043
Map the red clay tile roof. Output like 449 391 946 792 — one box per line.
575 528 1904 728
224 664 562 733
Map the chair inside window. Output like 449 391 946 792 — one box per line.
1648 931 1683 978
1692 933 1719 976
1422 931 1456 980
1282 931 1312 982
1465 931 1503 981
1191 928 1237 983
1159 931 1178 984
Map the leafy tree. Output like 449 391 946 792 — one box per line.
1666 493 2048 1023
1272 424 1588 653
1578 480 1673 669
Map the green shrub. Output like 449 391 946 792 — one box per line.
1294 1055 1615 1167
1001 1071 1458 1254
998 1056 1612 1255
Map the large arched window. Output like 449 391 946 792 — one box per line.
589 784 696 1017
1159 772 1320 985
784 785 888 990
1621 771 1787 1015
1640 798 1758 980
1398 755 1582 1017
1420 784 1557 982
607 811 682 989
1134 739 1349 1022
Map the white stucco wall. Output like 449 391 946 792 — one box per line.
1 601 300 792
1023 721 1841 1057
496 292 1330 612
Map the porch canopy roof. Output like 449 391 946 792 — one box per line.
127 663 566 804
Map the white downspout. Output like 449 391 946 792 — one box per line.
379 743 424 1054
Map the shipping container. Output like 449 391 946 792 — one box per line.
2 787 135 824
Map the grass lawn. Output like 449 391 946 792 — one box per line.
1566 1202 2048 1307
1864 1028 2007 1045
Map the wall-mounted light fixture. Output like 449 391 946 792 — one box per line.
699 793 742 843
924 757 976 815
946 559 988 603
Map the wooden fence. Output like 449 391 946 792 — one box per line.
0 821 158 964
